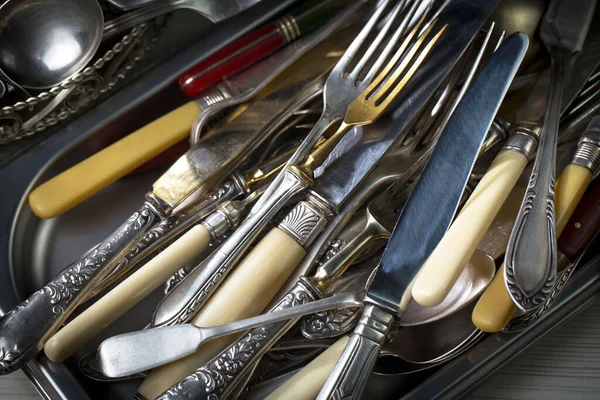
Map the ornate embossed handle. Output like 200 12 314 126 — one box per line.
156 280 320 400
0 195 166 374
317 304 394 400
504 56 565 313
152 168 310 327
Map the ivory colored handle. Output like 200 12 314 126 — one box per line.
139 227 306 399
266 336 350 400
412 150 528 307
472 162 594 332
555 163 593 234
29 101 201 219
44 224 211 362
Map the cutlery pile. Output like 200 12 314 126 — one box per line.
1 0 600 399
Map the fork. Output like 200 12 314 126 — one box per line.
136 4 446 400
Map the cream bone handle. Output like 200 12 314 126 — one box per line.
151 168 313 328
83 178 245 303
0 194 169 375
44 187 246 362
266 336 350 400
472 137 599 332
28 102 201 219
139 193 334 399
412 131 535 307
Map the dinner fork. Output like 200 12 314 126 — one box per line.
152 0 433 329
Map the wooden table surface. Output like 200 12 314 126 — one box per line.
2 300 600 399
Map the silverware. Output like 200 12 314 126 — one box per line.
103 0 261 39
0 45 339 375
150 0 434 329
97 293 363 377
318 30 527 400
0 0 104 90
504 0 596 312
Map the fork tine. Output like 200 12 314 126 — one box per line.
373 21 447 110
361 0 426 84
362 10 430 101
347 0 406 82
331 0 392 73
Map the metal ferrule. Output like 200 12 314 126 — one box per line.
354 304 395 342
502 125 540 161
201 201 243 239
277 191 333 249
274 14 301 44
571 136 600 173
480 117 510 154
145 192 172 217
194 85 233 110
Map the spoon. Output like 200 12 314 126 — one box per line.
0 0 104 90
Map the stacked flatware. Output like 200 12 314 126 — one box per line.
3 1 600 399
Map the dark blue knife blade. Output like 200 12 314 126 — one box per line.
365 32 529 314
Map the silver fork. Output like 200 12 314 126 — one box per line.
250 0 427 214
151 0 433 329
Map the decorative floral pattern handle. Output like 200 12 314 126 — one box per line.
157 280 318 400
0 195 166 374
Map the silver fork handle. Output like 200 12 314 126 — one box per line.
0 194 167 374
152 168 310 327
317 304 394 400
504 54 564 312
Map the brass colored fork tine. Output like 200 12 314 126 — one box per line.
331 0 391 75
374 22 448 112
362 12 431 103
362 0 425 84
347 0 406 82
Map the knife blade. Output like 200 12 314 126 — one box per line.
317 32 528 400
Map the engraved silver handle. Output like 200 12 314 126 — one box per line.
152 168 310 327
155 280 320 400
317 304 394 400
504 55 564 312
86 179 245 301
0 195 167 374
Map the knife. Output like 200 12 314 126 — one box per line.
27 1 361 220
472 119 600 332
0 38 344 375
317 32 528 400
137 5 494 399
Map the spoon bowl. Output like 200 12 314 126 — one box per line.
0 0 104 89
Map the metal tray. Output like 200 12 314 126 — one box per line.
1 3 599 399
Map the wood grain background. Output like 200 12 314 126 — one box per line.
2 301 600 399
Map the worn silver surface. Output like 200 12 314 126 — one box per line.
102 0 261 39
505 0 596 312
0 195 167 375
278 198 330 248
571 116 600 172
0 0 103 89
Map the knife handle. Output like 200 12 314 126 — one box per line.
139 194 332 398
156 280 320 400
138 227 307 399
266 336 350 400
28 102 201 219
472 163 594 332
0 195 166 374
317 304 394 400
412 149 528 307
558 177 600 260
43 225 212 362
